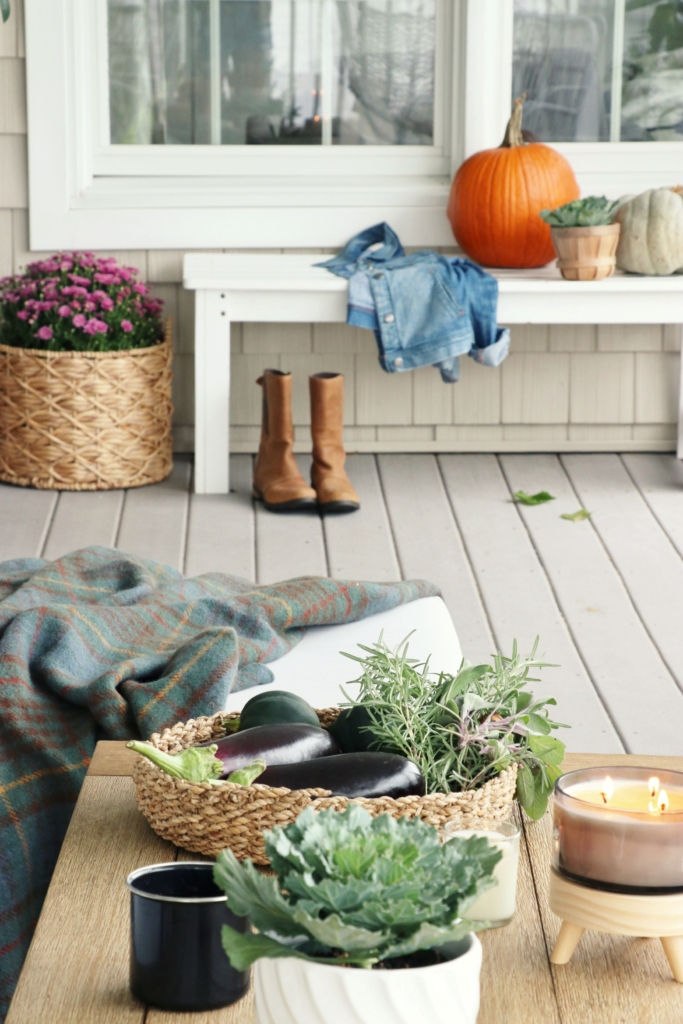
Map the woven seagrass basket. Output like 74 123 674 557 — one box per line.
0 319 173 490
132 710 519 865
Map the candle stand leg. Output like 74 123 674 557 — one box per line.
551 922 585 965
660 937 683 983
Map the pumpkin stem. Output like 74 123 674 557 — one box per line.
502 94 527 148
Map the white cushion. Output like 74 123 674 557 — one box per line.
225 595 462 712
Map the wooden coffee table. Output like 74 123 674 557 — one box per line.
7 748 683 1024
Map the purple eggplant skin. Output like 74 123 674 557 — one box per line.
196 724 340 779
257 752 425 799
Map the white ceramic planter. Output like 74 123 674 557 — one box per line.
254 934 482 1024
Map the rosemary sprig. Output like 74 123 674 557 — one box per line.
340 636 568 820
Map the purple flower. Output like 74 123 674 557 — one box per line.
36 326 53 341
16 310 30 321
133 283 148 295
58 305 71 317
83 318 108 335
120 320 133 333
72 313 87 328
99 296 114 311
69 274 92 288
94 273 120 285
84 301 97 313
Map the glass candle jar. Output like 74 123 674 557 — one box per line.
442 818 520 928
553 767 683 894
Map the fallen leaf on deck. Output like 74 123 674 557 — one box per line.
514 491 555 506
561 509 592 522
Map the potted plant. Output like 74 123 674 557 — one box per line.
0 252 172 490
214 805 502 1024
540 197 621 281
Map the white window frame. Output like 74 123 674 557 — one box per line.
26 0 683 251
467 1 683 197
26 0 463 250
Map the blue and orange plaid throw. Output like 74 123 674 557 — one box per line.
0 546 438 1018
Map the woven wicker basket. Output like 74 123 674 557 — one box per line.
0 320 173 490
132 710 519 865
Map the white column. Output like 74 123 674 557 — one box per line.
194 289 231 494
320 0 334 146
678 328 683 460
610 0 626 143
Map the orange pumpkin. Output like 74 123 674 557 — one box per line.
448 96 580 269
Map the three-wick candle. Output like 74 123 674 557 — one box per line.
553 767 683 893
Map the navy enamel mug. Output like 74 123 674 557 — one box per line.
127 862 250 1012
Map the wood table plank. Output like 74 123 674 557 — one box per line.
255 457 327 584
478 807 560 1024
116 459 192 570
185 456 255 580
440 455 623 754
0 484 56 561
323 455 401 583
43 491 124 561
501 454 683 754
562 453 683 694
378 455 495 665
5 777 174 1024
622 454 683 562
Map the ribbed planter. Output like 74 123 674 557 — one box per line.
131 711 518 864
0 319 173 490
254 935 482 1024
551 224 621 281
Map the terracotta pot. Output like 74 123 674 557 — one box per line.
551 224 621 281
254 935 482 1024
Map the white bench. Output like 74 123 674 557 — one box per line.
183 254 683 494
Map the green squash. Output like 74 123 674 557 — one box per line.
329 704 381 753
238 689 321 731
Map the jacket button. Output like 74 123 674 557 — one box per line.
384 314 395 323
394 357 404 367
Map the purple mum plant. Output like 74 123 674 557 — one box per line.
0 252 164 352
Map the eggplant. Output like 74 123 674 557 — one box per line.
255 752 425 799
198 723 340 779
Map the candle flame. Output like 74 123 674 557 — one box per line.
649 777 660 799
600 776 614 804
659 790 669 812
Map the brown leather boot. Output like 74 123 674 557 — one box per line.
253 370 317 513
310 373 360 515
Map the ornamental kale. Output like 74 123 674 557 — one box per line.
0 252 164 352
215 805 501 971
540 196 620 228
340 636 568 820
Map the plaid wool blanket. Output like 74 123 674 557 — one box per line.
0 546 438 1017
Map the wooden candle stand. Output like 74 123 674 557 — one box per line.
549 869 683 982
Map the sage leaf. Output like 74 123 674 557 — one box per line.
528 734 566 766
525 712 552 736
561 508 592 522
516 762 536 809
514 490 555 506
0 0 9 24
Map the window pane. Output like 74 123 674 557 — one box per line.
108 0 436 146
513 0 683 143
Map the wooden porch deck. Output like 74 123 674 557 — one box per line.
2 452 682 757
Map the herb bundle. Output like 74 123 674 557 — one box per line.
339 637 568 820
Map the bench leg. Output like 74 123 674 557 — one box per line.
195 290 232 494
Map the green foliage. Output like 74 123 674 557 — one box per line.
126 740 223 782
540 197 620 228
215 805 501 970
0 1 10 25
514 490 555 506
338 636 567 820
561 509 592 522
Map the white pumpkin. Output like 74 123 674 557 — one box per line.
615 187 683 276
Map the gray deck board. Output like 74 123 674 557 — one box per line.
43 491 123 562
563 454 683 697
324 455 400 583
501 455 683 754
185 456 255 580
441 454 624 753
2 452 683 758
378 454 495 664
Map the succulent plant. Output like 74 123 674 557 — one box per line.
540 196 620 228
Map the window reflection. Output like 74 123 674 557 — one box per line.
513 0 683 143
108 0 436 146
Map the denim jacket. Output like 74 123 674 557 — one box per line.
318 223 510 383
